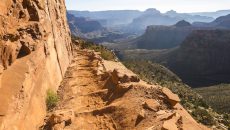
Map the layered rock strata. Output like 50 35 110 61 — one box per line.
0 0 72 129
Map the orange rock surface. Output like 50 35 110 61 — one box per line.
0 0 72 129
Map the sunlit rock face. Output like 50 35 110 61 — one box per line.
0 0 73 129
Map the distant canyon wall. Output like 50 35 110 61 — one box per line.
0 0 72 129
166 30 230 87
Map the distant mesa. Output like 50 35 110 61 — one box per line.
211 14 230 28
165 10 177 15
174 20 191 27
144 8 161 14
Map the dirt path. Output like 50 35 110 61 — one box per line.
43 48 209 130
54 49 116 130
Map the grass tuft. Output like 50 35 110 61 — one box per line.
72 36 116 61
46 89 58 110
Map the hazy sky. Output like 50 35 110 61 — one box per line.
65 0 230 13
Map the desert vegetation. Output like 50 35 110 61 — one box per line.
123 60 230 128
46 89 59 111
195 84 230 130
72 36 117 61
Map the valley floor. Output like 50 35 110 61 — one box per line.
195 84 230 114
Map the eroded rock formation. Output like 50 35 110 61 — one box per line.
166 30 230 87
0 0 72 129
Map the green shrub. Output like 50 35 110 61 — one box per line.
100 49 115 60
77 38 116 61
46 89 58 110
195 84 230 113
192 107 215 126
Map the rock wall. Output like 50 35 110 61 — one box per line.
136 25 194 49
166 30 230 87
0 0 72 129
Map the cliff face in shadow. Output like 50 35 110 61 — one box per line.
121 20 194 50
136 23 193 49
165 30 230 87
0 0 72 129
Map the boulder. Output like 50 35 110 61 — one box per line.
156 110 167 115
53 122 65 130
162 87 180 106
46 109 74 129
162 119 178 130
111 69 140 84
143 99 160 111
136 109 146 126
138 109 146 119
162 113 181 130
157 111 175 121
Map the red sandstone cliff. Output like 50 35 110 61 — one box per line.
0 0 72 129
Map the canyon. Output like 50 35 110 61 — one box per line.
0 0 226 130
